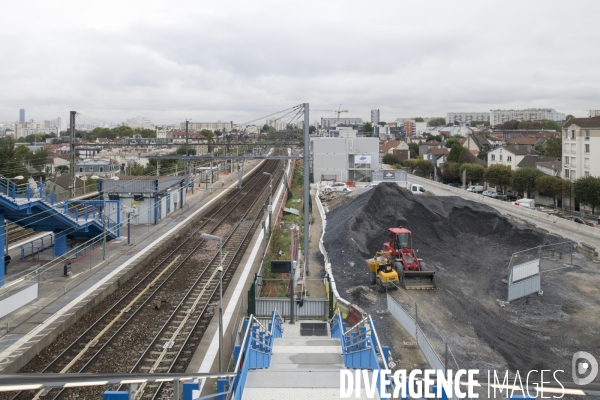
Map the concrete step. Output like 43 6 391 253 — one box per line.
273 338 340 347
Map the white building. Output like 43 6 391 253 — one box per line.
15 122 59 138
181 121 234 132
311 137 380 183
265 118 287 131
446 112 490 125
320 117 363 128
589 110 600 118
487 145 539 170
415 122 428 136
562 116 600 179
371 109 380 125
124 117 155 130
490 108 565 126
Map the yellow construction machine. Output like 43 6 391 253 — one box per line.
366 251 399 293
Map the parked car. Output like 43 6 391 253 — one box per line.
446 183 457 187
466 185 484 193
570 217 594 226
513 199 535 208
322 182 352 192
366 183 379 188
495 194 509 201
489 192 498 198
482 190 491 196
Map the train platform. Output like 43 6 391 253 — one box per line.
0 159 264 373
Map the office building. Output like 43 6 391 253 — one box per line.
19 109 25 123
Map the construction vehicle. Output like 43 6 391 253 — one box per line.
383 227 437 289
366 251 399 293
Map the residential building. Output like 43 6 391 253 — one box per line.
465 134 492 155
424 148 449 168
265 118 287 131
536 161 562 178
487 145 539 170
75 159 120 176
320 117 363 128
490 108 565 126
19 109 25 123
419 140 441 156
14 122 59 138
589 110 600 118
181 121 234 132
124 117 154 130
517 155 559 169
447 112 490 125
562 116 600 179
379 140 410 163
415 122 427 136
371 109 380 125
311 137 380 183
404 121 415 137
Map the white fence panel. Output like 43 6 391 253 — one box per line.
0 283 38 319
255 298 327 318
511 259 540 283
508 276 541 302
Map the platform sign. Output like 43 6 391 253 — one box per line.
130 201 141 206
271 260 292 273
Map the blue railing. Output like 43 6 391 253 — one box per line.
224 310 284 400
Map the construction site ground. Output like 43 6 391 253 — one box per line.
319 183 600 385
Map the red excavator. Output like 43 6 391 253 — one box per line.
383 227 437 289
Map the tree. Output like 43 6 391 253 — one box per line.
543 136 562 158
402 159 418 172
175 146 197 156
27 148 48 171
512 167 543 197
138 128 156 138
428 117 446 127
441 161 461 182
56 165 69 174
485 164 513 193
445 138 460 148
415 159 434 176
407 142 419 158
459 163 485 184
309 125 316 134
377 121 387 126
113 125 134 138
565 114 574 121
414 117 424 122
542 120 561 131
573 176 600 214
363 122 373 135
382 153 400 165
535 175 567 205
447 143 465 163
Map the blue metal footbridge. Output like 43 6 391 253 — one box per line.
0 178 119 286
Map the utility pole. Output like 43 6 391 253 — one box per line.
69 111 76 197
185 120 189 192
102 214 107 260
303 103 310 276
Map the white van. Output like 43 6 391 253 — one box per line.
466 185 484 193
410 184 426 195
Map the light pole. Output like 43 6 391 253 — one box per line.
199 233 224 372
263 172 273 235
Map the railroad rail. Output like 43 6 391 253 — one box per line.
11 157 284 400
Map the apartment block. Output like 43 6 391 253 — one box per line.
490 108 565 126
562 116 600 180
447 112 490 125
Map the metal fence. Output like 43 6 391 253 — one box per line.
254 297 327 318
507 241 573 301
0 283 38 319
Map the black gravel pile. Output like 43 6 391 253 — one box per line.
322 183 583 372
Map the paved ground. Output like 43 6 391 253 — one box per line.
305 184 326 299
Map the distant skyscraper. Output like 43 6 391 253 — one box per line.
371 109 380 125
19 109 25 123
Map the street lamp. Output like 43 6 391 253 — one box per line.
199 233 224 372
263 172 273 235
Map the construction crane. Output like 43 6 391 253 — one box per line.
312 104 349 125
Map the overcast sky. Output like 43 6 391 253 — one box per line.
1 0 599 126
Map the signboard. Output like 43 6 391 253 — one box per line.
355 154 371 167
130 201 141 206
383 171 395 180
271 260 292 273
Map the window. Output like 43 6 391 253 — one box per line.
585 144 590 153
585 158 590 168
585 171 590 178
564 130 568 138
491 154 496 161
507 156 512 162
499 154 503 161
100 167 104 172
89 167 93 171
564 169 569 178
585 130 590 140
571 130 575 139
565 156 569 165
571 170 576 179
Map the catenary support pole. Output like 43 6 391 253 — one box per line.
290 229 295 324
69 111 76 197
303 103 310 276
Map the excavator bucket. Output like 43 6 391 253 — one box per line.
399 271 437 290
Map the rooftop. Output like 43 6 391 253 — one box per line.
563 116 600 128
517 155 559 168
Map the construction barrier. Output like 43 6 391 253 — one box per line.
315 183 352 319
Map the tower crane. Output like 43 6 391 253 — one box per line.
311 104 349 125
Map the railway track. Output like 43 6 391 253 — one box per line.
12 157 284 400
